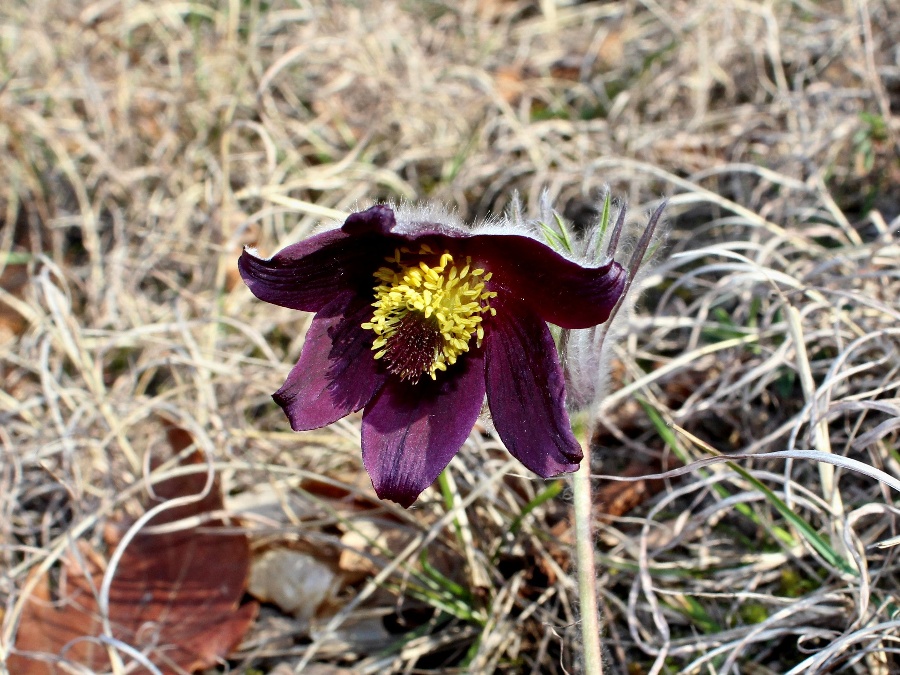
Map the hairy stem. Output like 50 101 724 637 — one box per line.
572 444 603 674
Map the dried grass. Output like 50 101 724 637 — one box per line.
1 0 899 673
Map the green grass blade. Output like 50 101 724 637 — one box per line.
639 400 795 551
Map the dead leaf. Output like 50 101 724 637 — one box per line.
593 458 673 519
495 66 528 105
338 517 413 581
0 262 28 339
548 57 581 83
597 30 625 69
10 427 258 674
476 0 518 20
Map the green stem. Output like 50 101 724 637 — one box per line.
572 444 603 674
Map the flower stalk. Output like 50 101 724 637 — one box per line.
553 197 667 673
572 440 603 674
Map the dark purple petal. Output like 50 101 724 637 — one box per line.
274 294 386 430
484 300 582 477
238 227 391 313
341 204 397 236
361 351 486 507
469 235 627 330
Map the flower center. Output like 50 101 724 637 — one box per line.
361 246 497 383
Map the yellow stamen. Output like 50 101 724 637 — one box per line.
361 247 497 382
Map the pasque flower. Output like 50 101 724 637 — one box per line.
239 204 627 507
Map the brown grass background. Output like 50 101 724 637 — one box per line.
2 0 899 673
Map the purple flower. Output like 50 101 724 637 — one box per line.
239 204 626 507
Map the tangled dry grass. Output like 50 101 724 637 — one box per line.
1 0 899 673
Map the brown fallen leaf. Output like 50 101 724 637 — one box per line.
9 426 258 675
476 0 518 20
0 262 28 339
593 458 675 520
494 65 528 106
